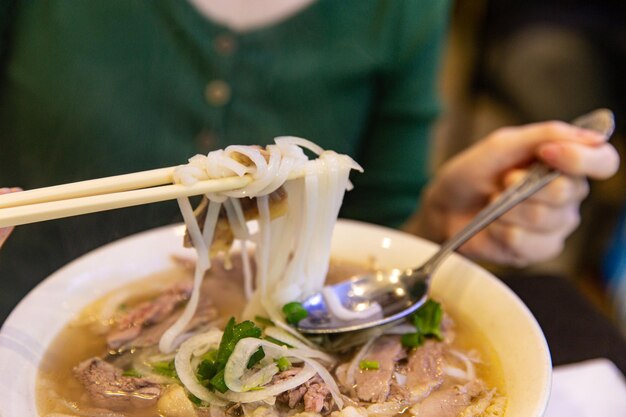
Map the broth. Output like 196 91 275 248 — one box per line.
37 259 506 416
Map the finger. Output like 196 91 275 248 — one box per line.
0 187 22 193
503 170 589 206
0 188 21 249
486 215 579 263
442 121 608 195
481 121 608 174
459 231 530 267
0 227 14 249
497 200 581 232
537 142 620 179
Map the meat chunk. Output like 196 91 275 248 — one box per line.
125 292 218 349
276 371 333 414
405 340 445 400
107 281 193 349
184 187 288 254
106 280 218 350
74 357 161 410
354 336 405 403
409 380 486 417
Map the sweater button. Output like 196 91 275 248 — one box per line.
205 80 231 106
214 33 237 55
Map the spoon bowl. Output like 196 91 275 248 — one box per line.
297 108 615 335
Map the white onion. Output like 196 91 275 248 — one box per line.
264 327 334 363
174 329 228 406
223 338 342 407
448 349 477 381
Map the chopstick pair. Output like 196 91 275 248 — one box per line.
0 167 253 228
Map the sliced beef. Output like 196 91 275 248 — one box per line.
405 340 445 400
387 380 410 402
409 380 485 417
74 357 161 410
124 292 218 349
107 280 218 350
354 336 405 403
106 280 193 348
276 371 333 414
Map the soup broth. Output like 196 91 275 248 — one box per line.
37 259 506 417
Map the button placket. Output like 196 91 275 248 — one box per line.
200 32 238 151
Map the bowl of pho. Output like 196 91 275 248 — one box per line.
0 139 551 417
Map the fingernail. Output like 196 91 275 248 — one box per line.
576 128 606 143
539 144 560 161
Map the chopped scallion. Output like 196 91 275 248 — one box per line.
282 302 308 325
122 368 142 378
359 360 380 370
276 357 291 372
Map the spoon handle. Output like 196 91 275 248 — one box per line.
421 108 615 274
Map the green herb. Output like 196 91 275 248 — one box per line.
122 368 142 378
400 332 424 348
276 357 291 372
264 336 293 348
282 302 308 325
188 394 203 406
401 299 443 348
254 315 274 327
196 349 219 384
359 360 380 370
208 317 263 392
210 369 229 393
151 360 178 379
247 347 265 369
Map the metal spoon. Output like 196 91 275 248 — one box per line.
297 108 615 335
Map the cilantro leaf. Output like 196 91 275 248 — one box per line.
207 317 263 392
401 299 443 348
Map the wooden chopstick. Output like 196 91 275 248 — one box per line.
0 166 175 209
0 175 252 228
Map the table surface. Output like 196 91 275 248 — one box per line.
501 274 626 375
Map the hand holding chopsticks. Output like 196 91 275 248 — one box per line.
0 168 253 228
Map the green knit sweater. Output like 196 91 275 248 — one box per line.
0 0 449 320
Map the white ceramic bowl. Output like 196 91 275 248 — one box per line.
0 219 551 416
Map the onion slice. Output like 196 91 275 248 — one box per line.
174 329 227 406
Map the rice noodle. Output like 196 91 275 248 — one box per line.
264 326 335 363
167 138 363 406
322 287 383 321
159 197 211 353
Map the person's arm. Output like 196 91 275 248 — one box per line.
404 122 619 266
0 187 20 249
